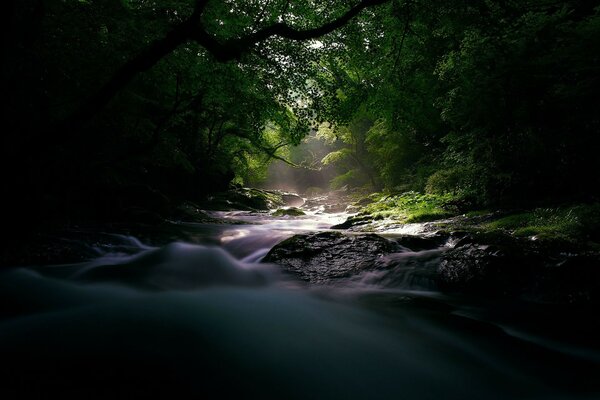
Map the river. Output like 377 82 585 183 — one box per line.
0 205 599 399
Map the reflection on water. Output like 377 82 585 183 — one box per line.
0 210 598 399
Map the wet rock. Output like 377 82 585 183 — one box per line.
330 215 374 229
272 207 305 217
439 235 600 304
373 248 445 291
394 234 448 251
172 202 222 223
528 252 600 304
280 193 305 207
200 188 286 211
439 243 528 296
263 231 402 284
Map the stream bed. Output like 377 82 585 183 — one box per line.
1 207 599 399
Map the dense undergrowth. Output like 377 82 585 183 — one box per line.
357 192 457 223
352 191 600 246
482 204 600 244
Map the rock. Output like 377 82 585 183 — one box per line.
172 202 219 223
280 193 305 207
439 244 519 295
356 197 375 206
394 234 448 251
201 188 286 211
272 207 306 217
438 235 600 304
263 231 402 284
529 253 600 304
374 247 445 291
200 188 304 211
438 229 551 297
331 215 373 229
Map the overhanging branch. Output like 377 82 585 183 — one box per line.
53 0 390 142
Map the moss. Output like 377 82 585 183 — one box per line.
272 207 306 217
341 191 600 249
481 204 600 244
357 191 458 223
244 188 285 209
406 209 454 223
465 210 492 217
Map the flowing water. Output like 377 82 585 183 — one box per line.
1 206 599 399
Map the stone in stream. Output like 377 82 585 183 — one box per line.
200 187 304 211
263 231 402 284
439 234 600 304
272 207 306 217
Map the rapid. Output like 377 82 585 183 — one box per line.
0 199 598 399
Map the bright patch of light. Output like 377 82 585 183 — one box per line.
220 229 251 243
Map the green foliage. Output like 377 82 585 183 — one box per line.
6 0 378 220
432 3 600 204
359 191 457 223
484 204 600 242
317 0 600 207
4 0 600 224
330 170 357 190
317 113 379 190
321 149 351 166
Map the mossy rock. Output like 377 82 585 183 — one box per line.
272 207 305 217
201 187 286 211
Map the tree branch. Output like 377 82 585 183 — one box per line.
52 0 390 141
211 0 389 62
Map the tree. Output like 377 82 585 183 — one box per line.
2 0 393 224
315 0 600 205
56 0 391 140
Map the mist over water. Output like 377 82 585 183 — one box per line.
1 210 599 399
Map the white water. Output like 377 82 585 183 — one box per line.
0 209 598 399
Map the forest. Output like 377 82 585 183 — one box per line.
2 1 600 399
5 0 600 224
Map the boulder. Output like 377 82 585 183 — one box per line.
438 235 600 304
201 188 285 211
263 231 402 284
280 193 305 207
272 207 306 217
